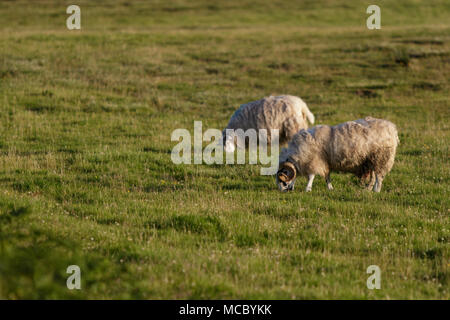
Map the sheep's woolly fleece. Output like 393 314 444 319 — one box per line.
223 95 315 147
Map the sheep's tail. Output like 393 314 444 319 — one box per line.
293 97 315 124
304 105 315 125
300 100 315 124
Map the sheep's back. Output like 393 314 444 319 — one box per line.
328 118 398 172
226 100 260 131
226 96 300 132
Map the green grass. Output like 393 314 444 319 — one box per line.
0 0 449 299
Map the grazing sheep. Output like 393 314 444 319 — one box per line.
276 117 399 192
222 95 315 152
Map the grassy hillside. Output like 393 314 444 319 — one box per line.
0 0 448 299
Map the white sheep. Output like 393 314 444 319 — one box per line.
276 117 399 192
222 95 315 152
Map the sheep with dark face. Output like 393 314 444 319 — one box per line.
276 117 399 192
222 95 315 152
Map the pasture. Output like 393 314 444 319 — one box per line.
0 0 448 299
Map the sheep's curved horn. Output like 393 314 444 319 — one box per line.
277 162 297 182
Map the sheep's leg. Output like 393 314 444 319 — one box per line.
366 171 376 190
326 174 333 190
373 174 384 192
305 174 315 192
359 175 366 188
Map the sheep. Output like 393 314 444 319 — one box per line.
276 117 399 192
222 95 315 152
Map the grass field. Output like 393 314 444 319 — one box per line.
0 0 449 299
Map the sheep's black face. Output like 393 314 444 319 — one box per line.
276 162 297 192
277 176 296 192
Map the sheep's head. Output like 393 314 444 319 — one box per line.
276 161 297 192
222 130 236 153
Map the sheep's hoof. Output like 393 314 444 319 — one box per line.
305 188 312 192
